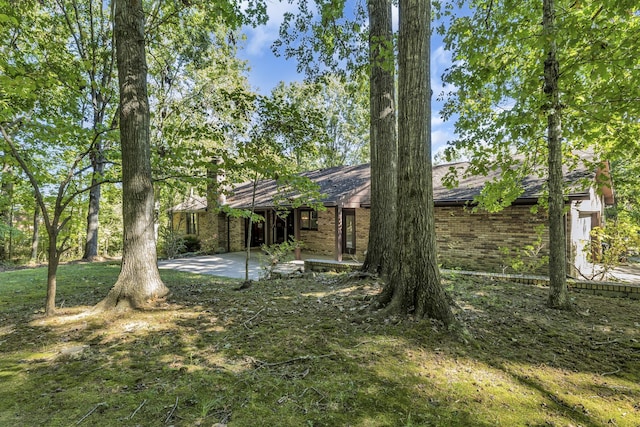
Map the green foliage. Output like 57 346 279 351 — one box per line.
0 0 123 264
214 86 330 226
608 158 640 228
158 228 204 259
259 238 303 279
274 0 368 79
439 0 640 211
584 217 640 280
270 76 370 169
0 221 26 258
158 227 183 260
182 235 202 253
499 224 549 274
147 12 253 189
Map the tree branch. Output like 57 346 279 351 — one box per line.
0 123 52 231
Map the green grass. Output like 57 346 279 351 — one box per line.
0 262 639 426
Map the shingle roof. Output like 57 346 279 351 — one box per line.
171 158 605 212
223 163 370 209
428 161 594 205
170 194 207 212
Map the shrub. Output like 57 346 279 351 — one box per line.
182 235 201 253
259 239 303 279
158 227 186 259
583 217 640 280
499 224 549 274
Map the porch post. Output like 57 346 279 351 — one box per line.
335 206 343 262
293 208 301 260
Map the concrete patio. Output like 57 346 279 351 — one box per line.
158 251 346 280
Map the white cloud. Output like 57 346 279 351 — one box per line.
245 26 274 56
431 127 455 154
243 1 302 57
432 45 451 71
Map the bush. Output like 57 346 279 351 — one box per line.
499 224 549 274
158 227 186 259
259 239 303 279
182 235 201 253
584 217 640 280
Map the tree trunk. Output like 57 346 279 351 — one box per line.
1 126 64 317
245 173 259 282
95 0 168 311
0 168 13 261
380 0 453 325
83 148 104 261
44 230 59 316
362 0 397 277
543 0 570 309
30 202 40 262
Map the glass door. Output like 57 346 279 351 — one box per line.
342 209 356 255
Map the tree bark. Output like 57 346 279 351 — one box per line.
0 165 13 261
362 0 397 277
30 202 40 262
380 0 453 325
95 0 168 311
543 0 570 309
44 230 59 315
245 173 259 282
83 148 104 260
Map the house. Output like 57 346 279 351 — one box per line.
170 157 614 277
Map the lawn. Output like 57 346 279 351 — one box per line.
0 262 639 426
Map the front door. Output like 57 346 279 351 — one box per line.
274 211 294 244
342 209 356 255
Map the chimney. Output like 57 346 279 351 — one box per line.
207 156 226 208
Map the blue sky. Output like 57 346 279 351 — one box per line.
237 1 457 157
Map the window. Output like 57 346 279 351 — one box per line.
300 210 318 230
186 213 198 235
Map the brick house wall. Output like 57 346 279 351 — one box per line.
171 213 185 234
299 209 335 256
198 211 219 253
296 208 370 260
171 212 207 237
228 217 244 252
295 205 551 270
172 204 577 276
434 205 550 274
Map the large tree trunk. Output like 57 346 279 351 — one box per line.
543 0 570 309
379 0 453 325
362 0 397 277
95 0 168 311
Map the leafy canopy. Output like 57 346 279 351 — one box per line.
438 0 640 211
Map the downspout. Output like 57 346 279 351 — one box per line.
226 215 230 253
